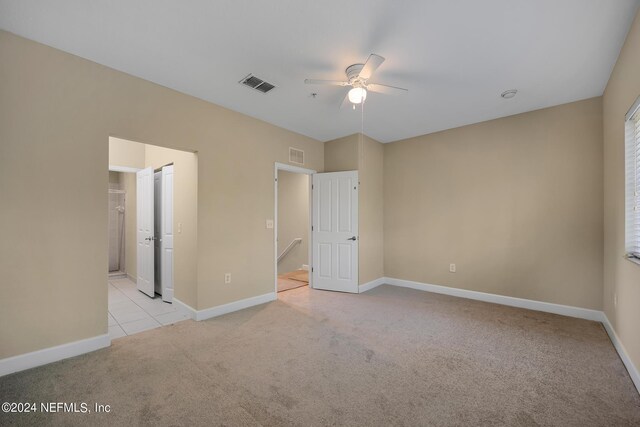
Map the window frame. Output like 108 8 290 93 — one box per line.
624 95 640 265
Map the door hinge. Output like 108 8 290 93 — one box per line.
311 267 314 272
311 225 314 231
312 184 314 190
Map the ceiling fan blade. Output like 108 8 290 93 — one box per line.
358 54 385 80
340 92 352 109
367 83 408 95
305 79 349 86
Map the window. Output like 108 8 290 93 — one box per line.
625 96 640 260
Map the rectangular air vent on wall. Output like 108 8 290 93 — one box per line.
239 74 276 93
289 147 304 165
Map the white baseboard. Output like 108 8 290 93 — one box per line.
0 334 111 377
175 292 276 322
601 314 640 393
365 276 638 393
384 277 604 322
301 264 309 271
359 277 386 293
174 297 198 320
126 273 136 283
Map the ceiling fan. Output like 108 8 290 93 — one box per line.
305 54 408 108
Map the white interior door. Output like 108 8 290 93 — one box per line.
153 171 162 295
136 167 155 297
161 165 174 303
312 171 359 293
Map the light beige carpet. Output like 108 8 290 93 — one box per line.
1 285 639 426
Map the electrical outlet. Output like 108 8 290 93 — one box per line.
266 219 274 229
224 273 231 284
178 222 182 234
449 263 456 273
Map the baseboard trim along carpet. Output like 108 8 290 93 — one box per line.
174 292 277 322
386 277 603 321
601 314 640 393
360 276 640 393
173 298 198 319
0 334 111 377
359 277 387 293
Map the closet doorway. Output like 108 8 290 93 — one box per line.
107 136 197 339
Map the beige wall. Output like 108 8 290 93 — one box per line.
277 171 309 275
109 136 145 169
324 134 359 172
603 9 640 378
359 135 385 284
384 98 604 309
324 133 385 285
108 171 121 186
0 31 323 359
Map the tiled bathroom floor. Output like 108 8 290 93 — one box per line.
108 277 189 340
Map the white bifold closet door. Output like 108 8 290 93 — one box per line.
312 171 359 293
160 165 174 302
154 171 162 295
136 167 155 297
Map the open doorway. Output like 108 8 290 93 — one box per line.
108 171 127 278
275 163 315 295
274 163 361 296
107 136 196 339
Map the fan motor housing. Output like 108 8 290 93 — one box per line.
346 64 365 84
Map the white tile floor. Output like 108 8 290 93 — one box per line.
108 277 189 340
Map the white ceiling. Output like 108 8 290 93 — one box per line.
1 0 638 143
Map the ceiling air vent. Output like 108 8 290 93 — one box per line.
289 147 304 165
240 74 276 93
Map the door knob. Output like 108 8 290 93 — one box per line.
347 236 357 241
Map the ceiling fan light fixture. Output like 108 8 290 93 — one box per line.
348 87 367 104
305 54 406 108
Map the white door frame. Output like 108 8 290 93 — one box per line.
109 165 143 173
274 162 316 294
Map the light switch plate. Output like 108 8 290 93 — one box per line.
266 219 274 229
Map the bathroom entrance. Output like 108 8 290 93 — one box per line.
108 172 127 278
